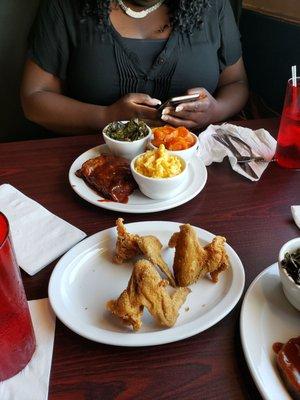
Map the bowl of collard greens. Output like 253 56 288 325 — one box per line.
103 119 152 160
278 237 300 311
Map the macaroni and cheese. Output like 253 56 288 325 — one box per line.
134 144 184 178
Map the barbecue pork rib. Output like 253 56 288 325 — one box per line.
76 154 137 203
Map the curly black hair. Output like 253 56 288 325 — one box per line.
80 0 210 34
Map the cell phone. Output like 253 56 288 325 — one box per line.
157 93 200 111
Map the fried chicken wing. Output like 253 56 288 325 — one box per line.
169 224 206 286
137 236 176 287
107 259 190 331
113 218 140 264
169 224 229 286
113 219 176 286
204 236 229 283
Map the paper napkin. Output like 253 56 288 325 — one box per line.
0 299 56 400
197 123 277 181
0 184 86 275
291 206 300 229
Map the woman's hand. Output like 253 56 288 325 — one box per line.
159 58 249 130
106 93 161 125
160 88 218 129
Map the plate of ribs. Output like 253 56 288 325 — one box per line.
240 263 300 400
48 219 245 346
69 144 207 213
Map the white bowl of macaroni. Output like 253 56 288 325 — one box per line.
130 144 187 200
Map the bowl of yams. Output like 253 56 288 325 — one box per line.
148 124 199 163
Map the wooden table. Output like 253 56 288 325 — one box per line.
0 118 299 400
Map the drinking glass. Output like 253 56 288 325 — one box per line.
0 212 36 381
275 77 300 169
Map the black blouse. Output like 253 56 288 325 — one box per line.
28 0 242 105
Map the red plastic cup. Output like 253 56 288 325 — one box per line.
0 212 36 381
275 77 300 169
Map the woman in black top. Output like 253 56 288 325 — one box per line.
21 0 248 134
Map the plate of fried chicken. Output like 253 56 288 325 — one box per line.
69 144 207 213
49 219 245 346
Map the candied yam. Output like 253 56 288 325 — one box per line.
152 125 195 150
168 137 188 150
167 141 180 150
176 127 190 137
185 133 196 145
153 126 176 144
155 130 166 139
153 125 174 135
153 130 165 141
164 131 178 142
163 125 176 133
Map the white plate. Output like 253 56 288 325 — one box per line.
49 221 245 347
240 263 300 400
69 145 207 213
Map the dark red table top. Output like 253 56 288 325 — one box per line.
1 118 299 400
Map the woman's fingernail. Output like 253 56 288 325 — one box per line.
154 99 161 105
161 108 169 115
161 115 168 121
175 106 183 112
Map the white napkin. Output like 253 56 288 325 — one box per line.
0 298 56 400
0 184 86 275
197 123 277 181
291 206 300 229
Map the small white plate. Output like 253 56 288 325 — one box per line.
69 145 207 213
49 221 245 347
240 263 300 400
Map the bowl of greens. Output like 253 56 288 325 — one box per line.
278 237 300 311
102 119 152 160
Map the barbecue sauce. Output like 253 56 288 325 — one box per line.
273 337 300 399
